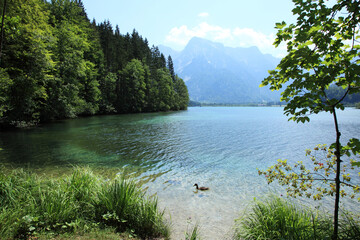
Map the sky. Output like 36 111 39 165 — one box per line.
82 0 298 58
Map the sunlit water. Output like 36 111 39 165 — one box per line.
1 107 359 239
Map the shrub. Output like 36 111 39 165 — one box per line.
355 102 360 109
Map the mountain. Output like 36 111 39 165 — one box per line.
159 37 281 104
158 44 180 59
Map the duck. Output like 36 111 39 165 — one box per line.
193 183 209 191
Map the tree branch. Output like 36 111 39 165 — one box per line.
333 85 350 107
293 178 356 188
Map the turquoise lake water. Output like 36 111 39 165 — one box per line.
1 107 359 239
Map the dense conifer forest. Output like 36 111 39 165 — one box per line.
0 0 189 128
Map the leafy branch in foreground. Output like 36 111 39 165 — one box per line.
259 0 360 239
259 144 360 201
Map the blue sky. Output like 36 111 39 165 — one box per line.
82 0 297 57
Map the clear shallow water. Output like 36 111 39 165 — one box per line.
1 107 359 239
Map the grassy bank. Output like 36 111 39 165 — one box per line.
2 168 359 240
0 167 170 239
233 195 360 240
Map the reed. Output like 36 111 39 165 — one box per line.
0 167 170 239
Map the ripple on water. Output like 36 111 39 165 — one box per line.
1 107 359 239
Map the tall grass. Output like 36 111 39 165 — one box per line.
338 210 360 240
96 176 170 238
0 167 170 239
234 195 332 240
233 195 360 240
185 223 201 240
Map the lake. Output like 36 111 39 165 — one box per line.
1 107 359 239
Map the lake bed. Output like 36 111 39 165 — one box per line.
1 107 359 239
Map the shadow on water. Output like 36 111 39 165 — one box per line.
0 111 183 177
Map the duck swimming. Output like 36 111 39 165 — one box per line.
193 183 209 191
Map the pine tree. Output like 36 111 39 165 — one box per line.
167 55 175 82
0 0 189 128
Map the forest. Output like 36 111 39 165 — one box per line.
0 0 189 128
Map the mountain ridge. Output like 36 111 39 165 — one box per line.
159 37 281 104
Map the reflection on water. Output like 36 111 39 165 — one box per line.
1 107 360 239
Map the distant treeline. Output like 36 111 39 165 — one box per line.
188 85 360 107
0 0 189 128
325 85 360 105
188 100 286 107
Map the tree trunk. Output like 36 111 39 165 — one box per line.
332 107 341 240
0 0 7 65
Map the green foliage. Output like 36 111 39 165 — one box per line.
0 68 11 118
0 0 189 128
258 145 360 201
326 85 360 105
156 68 175 111
234 196 360 240
260 1 360 239
117 59 147 113
167 55 175 81
44 0 102 120
1 0 54 125
185 223 200 240
356 102 360 109
174 75 190 110
234 196 330 239
184 217 201 240
96 25 188 114
0 167 170 239
98 72 117 114
95 174 169 238
262 0 360 123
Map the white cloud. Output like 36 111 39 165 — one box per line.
165 25 198 46
165 22 287 58
232 28 274 48
198 12 209 18
165 22 232 49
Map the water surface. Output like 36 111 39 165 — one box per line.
1 107 359 239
